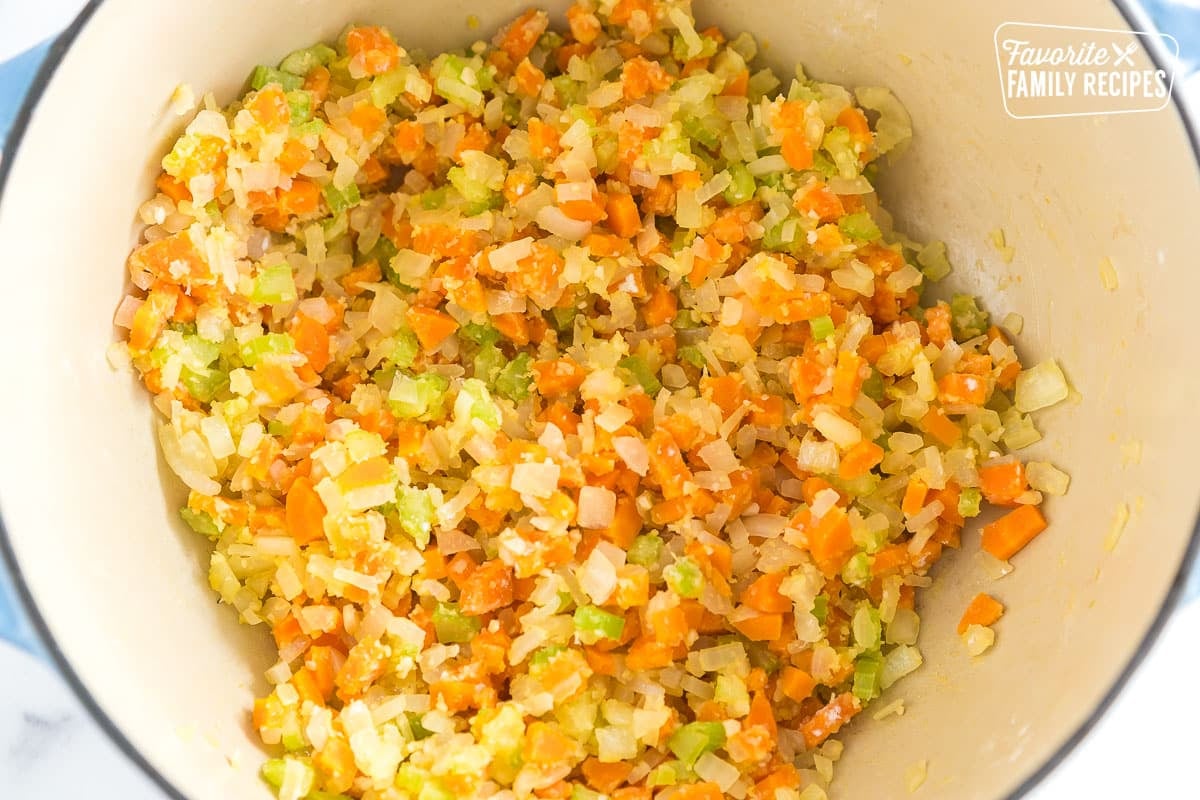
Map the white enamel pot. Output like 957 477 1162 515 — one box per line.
0 1 1197 799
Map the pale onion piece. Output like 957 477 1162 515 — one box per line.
578 545 619 604
1014 359 1070 412
113 295 143 328
511 461 561 499
828 174 875 194
872 698 906 720
812 410 862 448
436 529 482 555
880 644 923 689
1099 256 1119 291
1026 462 1070 495
536 204 592 240
810 488 840 520
697 438 739 473
595 404 634 433
885 263 923 293
587 80 624 108
555 180 595 204
1001 311 1025 335
886 608 921 646
748 154 788 176
1104 502 1130 552
905 760 928 794
696 170 732 204
831 262 875 296
577 485 617 529
612 436 650 476
695 753 740 793
488 236 534 272
963 624 996 656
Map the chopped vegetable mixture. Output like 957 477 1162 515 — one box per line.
114 2 1070 799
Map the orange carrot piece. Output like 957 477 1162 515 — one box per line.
901 478 928 516
979 460 1027 506
458 559 514 617
779 667 817 702
808 507 854 577
741 572 792 613
919 407 962 446
285 476 327 545
606 192 642 238
801 692 861 749
938 372 989 405
957 592 1005 635
405 306 459 352
781 129 814 170
981 504 1047 561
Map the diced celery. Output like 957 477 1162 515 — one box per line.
958 487 982 518
852 604 881 650
747 68 782 100
267 419 291 437
668 721 726 766
260 758 287 788
812 595 829 625
529 645 566 667
180 367 228 403
550 75 582 106
810 315 835 341
747 641 781 674
678 345 706 369
664 556 703 599
853 655 883 701
473 343 505 385
285 90 312 125
917 240 952 282
672 33 719 62
406 711 433 740
841 552 871 587
249 65 303 91
323 181 361 214
279 43 336 76
647 760 692 787
822 126 858 179
460 322 501 346
390 328 419 369
250 263 298 305
495 352 533 402
861 369 884 401
714 673 751 717
682 116 721 151
370 66 412 108
838 211 881 241
363 232 399 268
420 186 448 210
574 605 626 644
389 372 449 420
240 333 295 366
627 534 663 568
1014 359 1070 413
617 355 662 396
294 118 325 138
454 378 502 430
949 294 989 340
418 779 455 800
571 785 604 800
434 602 482 643
448 166 499 209
550 306 578 333
396 486 437 548
179 507 221 538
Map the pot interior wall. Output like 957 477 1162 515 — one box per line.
0 2 1196 799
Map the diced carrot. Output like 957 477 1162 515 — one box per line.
621 56 672 101
498 9 549 62
600 495 643 549
405 305 459 351
291 667 324 707
795 183 845 223
303 65 331 102
672 783 723 800
901 478 928 516
345 25 402 75
155 172 191 203
290 313 331 373
981 504 1047 561
314 734 356 794
641 284 677 327
458 559 514 617
721 68 750 97
830 351 866 407
753 765 801 800
533 358 586 397
781 129 814 170
837 106 873 151
925 302 952 347
870 544 909 577
779 666 817 702
647 429 691 500
808 506 855 577
523 720 578 766
393 120 426 163
492 312 530 346
581 758 633 794
340 259 382 296
272 614 303 649
278 177 320 216
957 592 1005 635
128 286 177 351
749 394 785 427
566 4 602 45
741 572 792 613
624 636 675 670
979 460 1027 506
801 692 861 749
515 57 546 96
285 476 327 545
938 372 989 405
733 610 784 642
838 440 884 480
919 407 962 446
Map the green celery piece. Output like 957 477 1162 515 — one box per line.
323 181 362 214
389 372 449 420
810 315 835 341
852 655 883 701
420 186 449 210
949 294 989 340
529 645 566 667
574 605 625 644
841 552 871 586
571 785 605 800
239 333 295 367
433 602 481 643
285 90 312 125
627 534 662 568
861 369 884 401
617 355 662 396
678 345 706 369
473 343 505 385
664 556 703 599
249 65 303 91
179 508 221 538
278 43 336 76
260 758 287 788
267 419 291 437
390 328 419 370
812 595 829 625
396 486 437 548
822 125 858 179
838 211 881 241
460 322 501 347
667 721 726 766
406 711 433 740
958 486 983 518
495 352 533 402
180 367 228 403
250 263 297 305
852 604 881 650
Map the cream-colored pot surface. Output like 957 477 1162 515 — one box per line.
0 1 1197 799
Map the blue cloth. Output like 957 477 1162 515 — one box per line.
0 11 1198 654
